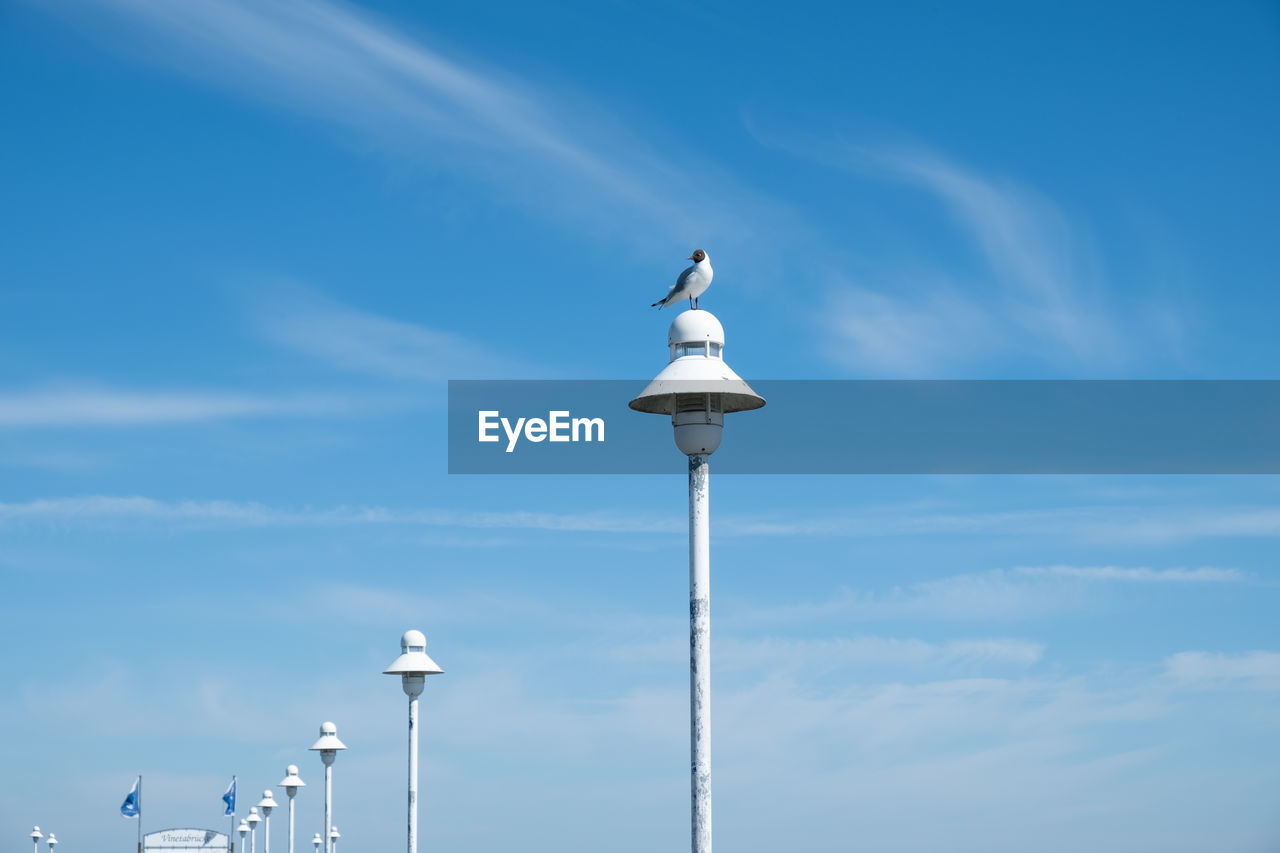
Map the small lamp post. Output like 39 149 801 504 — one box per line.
30 826 43 853
46 835 57 853
258 791 278 853
310 835 320 853
309 722 347 853
237 820 248 853
630 309 764 853
246 808 260 853
278 766 306 853
327 828 339 853
384 630 443 853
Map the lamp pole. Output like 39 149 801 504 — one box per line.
30 826 42 853
237 820 247 853
328 828 339 853
309 723 346 853
246 809 259 853
257 791 277 853
46 834 57 853
384 630 444 853
310 834 320 853
279 766 306 853
630 308 764 853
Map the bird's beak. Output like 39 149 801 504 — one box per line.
687 255 695 260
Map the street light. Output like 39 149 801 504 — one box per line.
308 722 346 853
30 826 43 853
327 828 339 853
257 791 278 853
278 766 306 853
630 309 764 853
384 629 443 853
46 834 57 853
310 835 320 853
246 808 260 853
237 820 248 853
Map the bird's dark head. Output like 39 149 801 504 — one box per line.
688 249 707 263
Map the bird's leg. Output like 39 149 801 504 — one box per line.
689 296 695 310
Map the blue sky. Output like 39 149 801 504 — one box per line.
2 1 1278 850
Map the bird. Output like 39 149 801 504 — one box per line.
652 249 713 310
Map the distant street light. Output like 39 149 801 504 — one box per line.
278 766 306 853
246 808 260 853
257 791 278 853
328 828 339 853
30 826 43 853
310 834 321 853
308 722 347 853
237 820 248 853
46 834 57 853
630 309 764 853
384 629 444 853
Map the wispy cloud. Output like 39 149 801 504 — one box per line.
0 494 678 533
1014 565 1245 583
1165 651 1280 688
732 564 1249 626
255 286 529 380
721 503 1280 545
818 147 1124 375
0 387 370 427
4 494 1279 547
58 0 773 247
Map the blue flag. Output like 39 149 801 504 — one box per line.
222 778 236 816
121 777 140 818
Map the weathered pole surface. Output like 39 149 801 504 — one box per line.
323 765 332 853
408 690 420 853
689 452 712 853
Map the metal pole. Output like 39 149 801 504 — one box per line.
408 693 419 853
229 777 236 853
288 797 295 853
263 815 270 853
250 826 255 853
689 452 711 853
323 765 332 853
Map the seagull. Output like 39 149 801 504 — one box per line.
652 249 713 310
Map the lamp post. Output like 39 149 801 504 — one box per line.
384 630 444 853
309 722 346 853
31 826 43 853
246 808 260 853
46 834 57 853
630 309 764 853
237 820 248 853
310 834 320 853
327 828 338 853
257 791 278 853
278 766 306 853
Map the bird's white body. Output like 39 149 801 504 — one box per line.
654 253 713 309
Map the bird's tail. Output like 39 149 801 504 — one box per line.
651 298 666 308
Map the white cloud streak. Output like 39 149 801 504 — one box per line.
60 0 770 246
1165 651 1280 688
0 388 368 427
256 287 529 380
762 142 1149 376
3 495 1278 547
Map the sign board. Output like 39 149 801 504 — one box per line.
144 830 229 853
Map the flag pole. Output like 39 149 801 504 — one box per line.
137 776 143 853
230 775 237 853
